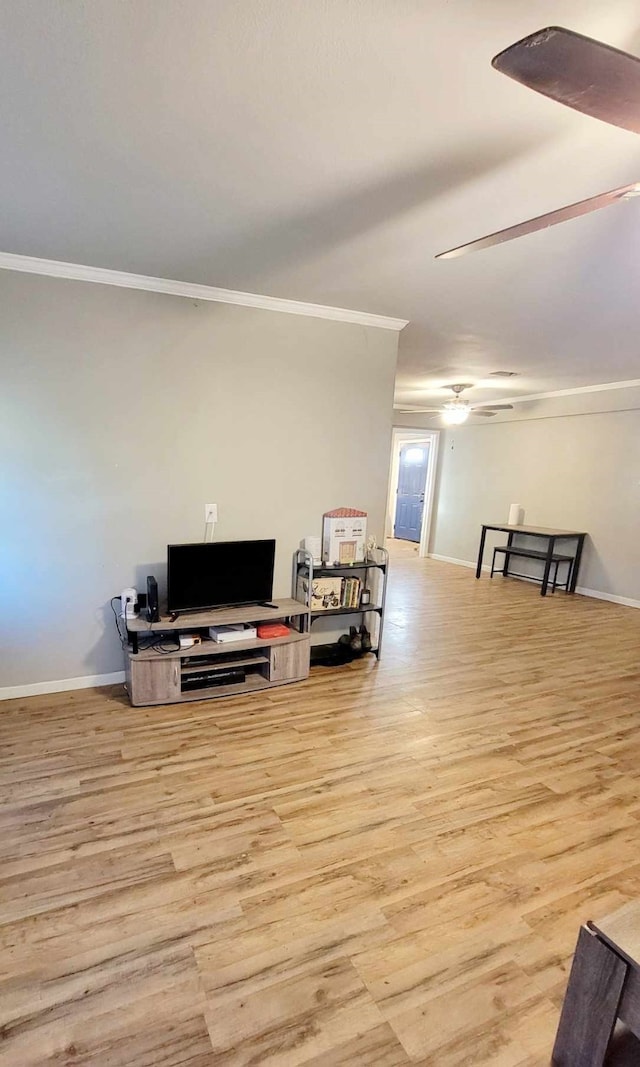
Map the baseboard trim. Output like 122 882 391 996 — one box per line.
0 671 126 702
428 554 640 608
575 587 640 609
429 553 490 572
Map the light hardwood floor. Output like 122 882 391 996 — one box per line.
1 555 640 1065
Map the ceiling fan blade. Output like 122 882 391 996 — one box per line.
492 26 640 135
473 404 514 411
472 409 498 417
395 407 442 414
435 182 640 259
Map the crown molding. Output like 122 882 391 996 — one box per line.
502 379 640 404
394 377 640 412
0 252 409 332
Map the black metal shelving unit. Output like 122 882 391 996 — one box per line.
292 547 389 659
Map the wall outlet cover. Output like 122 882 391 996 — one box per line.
205 503 218 524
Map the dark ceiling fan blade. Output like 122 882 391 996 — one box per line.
492 26 640 135
472 410 498 417
473 404 514 411
435 182 640 259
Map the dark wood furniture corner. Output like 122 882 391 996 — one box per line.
552 902 640 1065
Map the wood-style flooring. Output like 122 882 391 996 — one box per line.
1 554 640 1065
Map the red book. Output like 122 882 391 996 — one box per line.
257 622 291 639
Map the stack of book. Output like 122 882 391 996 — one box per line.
341 577 362 609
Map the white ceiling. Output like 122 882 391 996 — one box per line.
2 1 640 407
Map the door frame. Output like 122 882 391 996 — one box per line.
386 428 440 557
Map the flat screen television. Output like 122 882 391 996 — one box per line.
167 539 276 613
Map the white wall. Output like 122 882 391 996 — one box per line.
0 271 398 691
395 386 640 602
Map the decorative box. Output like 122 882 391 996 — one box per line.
297 575 343 611
322 508 367 564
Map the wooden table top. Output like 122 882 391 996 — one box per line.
483 523 586 537
592 901 640 968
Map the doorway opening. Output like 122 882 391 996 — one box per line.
386 428 439 558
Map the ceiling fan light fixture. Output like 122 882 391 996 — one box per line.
442 402 470 425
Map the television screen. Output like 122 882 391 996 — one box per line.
167 540 275 613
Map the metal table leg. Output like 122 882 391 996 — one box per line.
541 536 555 596
569 534 585 593
476 526 487 579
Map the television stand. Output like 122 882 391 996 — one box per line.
124 598 310 706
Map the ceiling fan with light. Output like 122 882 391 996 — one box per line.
436 26 640 260
397 383 514 425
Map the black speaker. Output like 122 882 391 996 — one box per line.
146 575 160 622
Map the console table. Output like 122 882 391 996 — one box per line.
475 523 587 597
